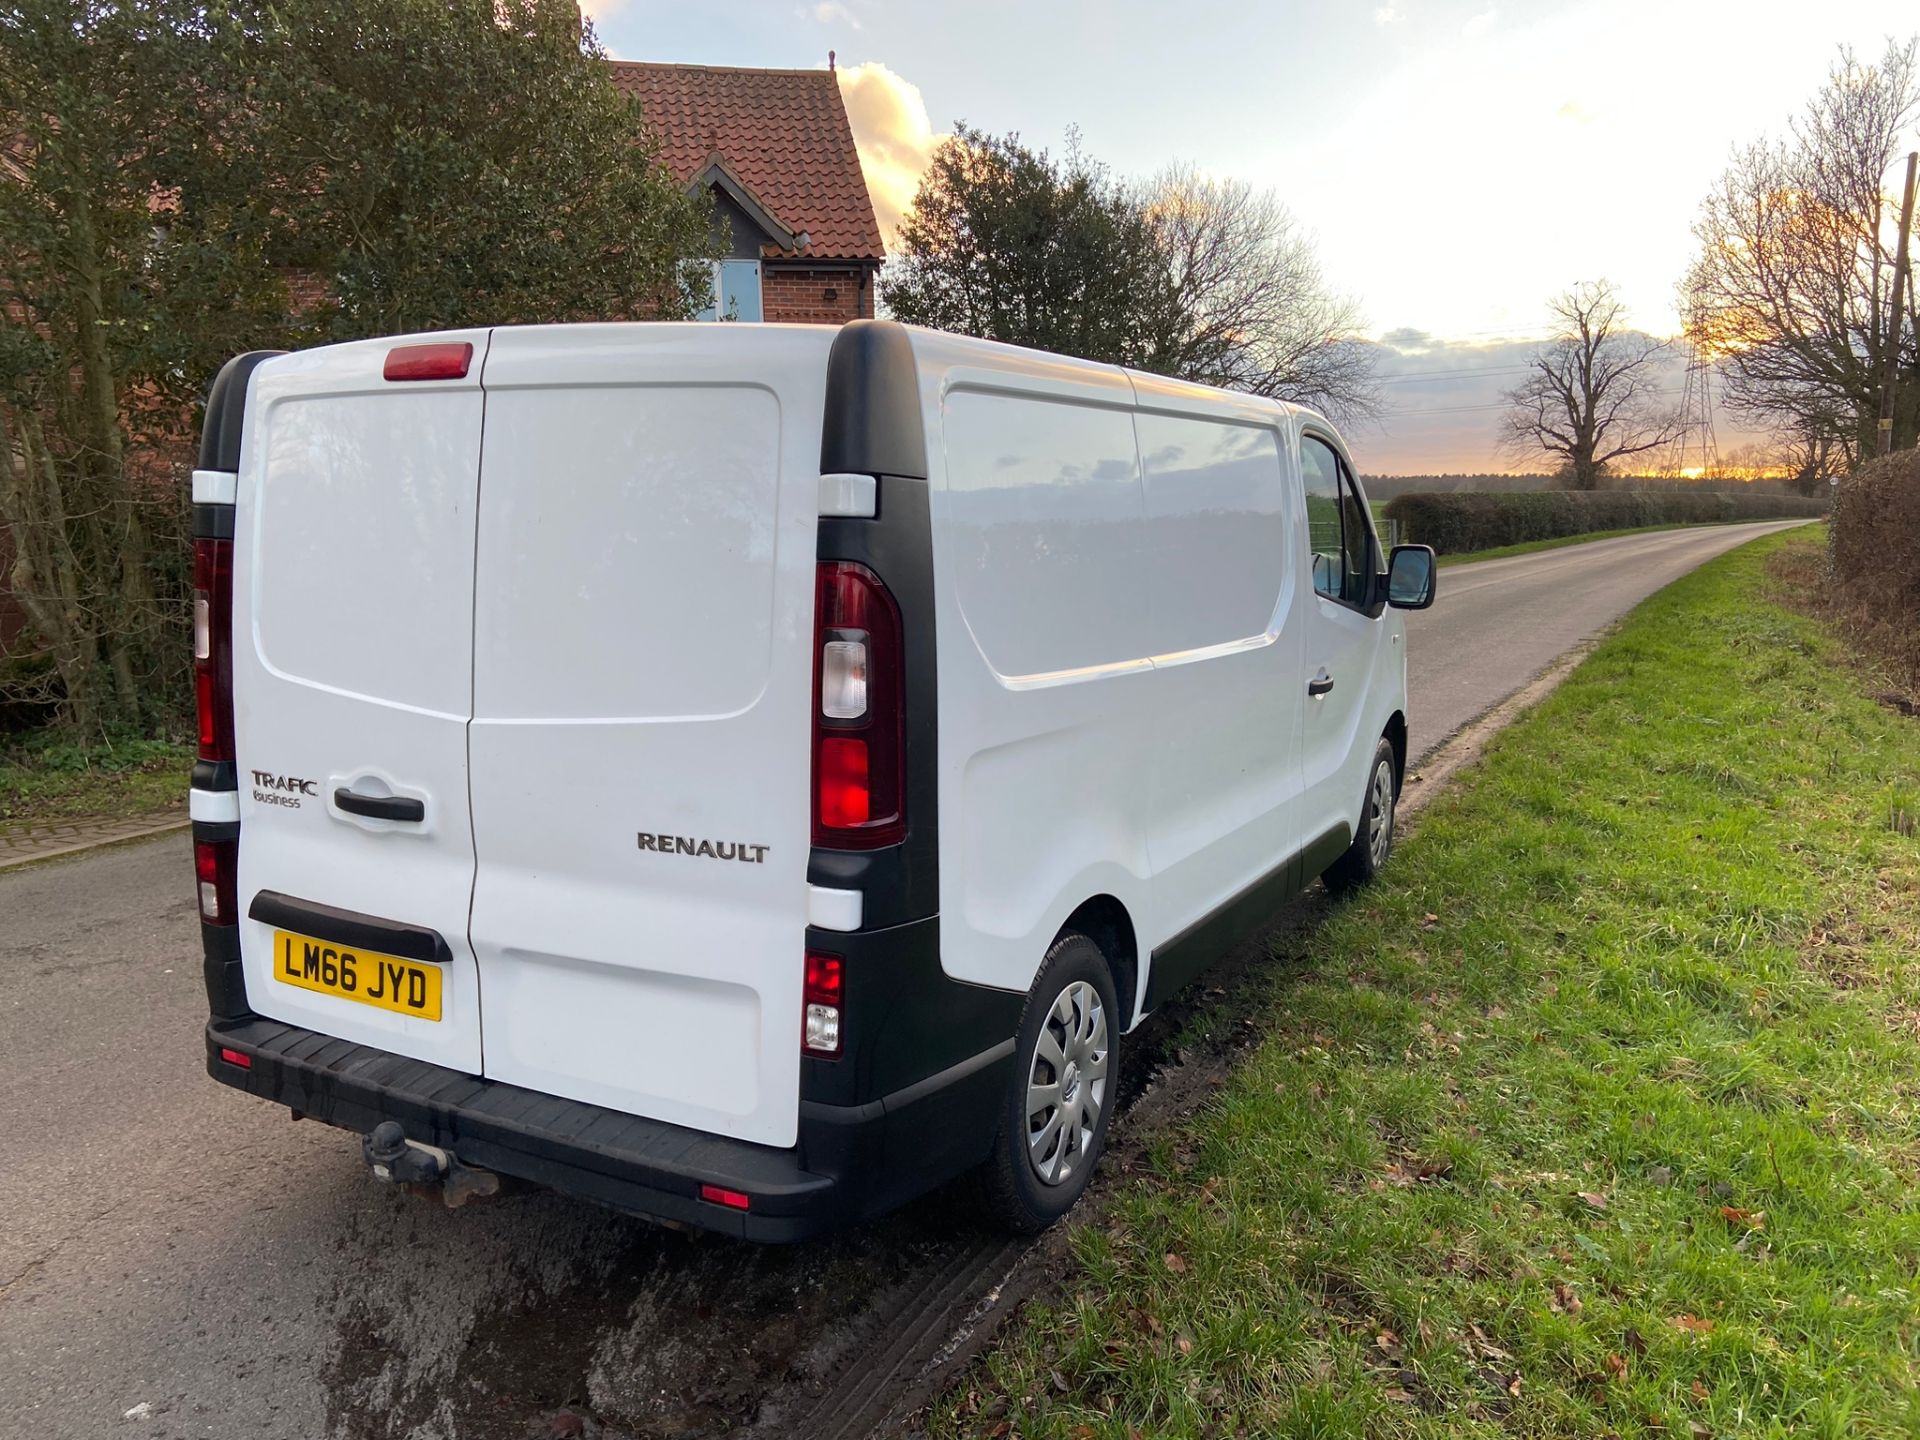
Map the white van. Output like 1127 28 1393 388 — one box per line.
191 320 1434 1239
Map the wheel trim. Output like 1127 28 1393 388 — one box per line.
1367 758 1395 866
1024 979 1109 1187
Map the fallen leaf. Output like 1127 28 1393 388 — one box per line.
1051 1369 1070 1392
1649 1165 1675 1187
1720 1206 1765 1230
1691 1379 1710 1400
1578 1190 1610 1211
1176 1333 1194 1355
1507 1373 1524 1397
1552 1282 1583 1315
1383 1386 1416 1404
1603 1353 1628 1380
1164 1252 1189 1274
1690 1423 1712 1440
1421 912 1441 929
1671 1314 1716 1334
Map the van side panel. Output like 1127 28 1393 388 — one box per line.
231 335 491 1074
466 325 830 1149
917 342 1158 1002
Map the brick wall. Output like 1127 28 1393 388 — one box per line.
762 264 877 325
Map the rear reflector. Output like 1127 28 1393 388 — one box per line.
698 1183 751 1211
218 1046 252 1069
383 341 474 382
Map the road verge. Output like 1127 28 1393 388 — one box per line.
920 530 1920 1438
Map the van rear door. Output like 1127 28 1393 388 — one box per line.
466 326 830 1149
232 333 490 1074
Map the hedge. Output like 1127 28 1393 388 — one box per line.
1381 489 1828 556
1828 449 1920 689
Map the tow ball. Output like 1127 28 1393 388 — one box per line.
361 1121 503 1208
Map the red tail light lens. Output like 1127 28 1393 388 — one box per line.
217 1046 252 1069
193 536 234 763
196 837 237 925
803 950 844 1058
383 341 473 381
812 562 903 848
698 1183 751 1211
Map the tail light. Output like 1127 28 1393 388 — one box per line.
196 837 237 925
193 535 234 763
803 950 844 1058
812 561 904 848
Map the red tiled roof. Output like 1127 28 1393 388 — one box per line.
607 61 883 263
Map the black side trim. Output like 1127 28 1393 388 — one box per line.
193 758 237 793
246 890 453 967
1140 824 1351 1012
819 319 927 480
799 915 1024 1107
811 319 940 928
199 350 287 471
1300 821 1353 881
193 817 240 845
201 921 251 1020
193 503 235 540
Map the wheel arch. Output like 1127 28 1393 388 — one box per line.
1384 709 1408 789
1055 894 1139 1031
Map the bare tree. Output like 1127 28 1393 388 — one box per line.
1139 165 1377 425
1502 282 1678 489
1683 39 1920 459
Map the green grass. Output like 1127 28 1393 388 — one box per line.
1436 521 1758 568
933 531 1920 1439
0 732 190 824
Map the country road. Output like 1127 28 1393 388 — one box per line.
0 519 1808 1440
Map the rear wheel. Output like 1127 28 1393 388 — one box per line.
980 931 1118 1233
1322 736 1398 896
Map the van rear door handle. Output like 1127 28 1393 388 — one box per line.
334 789 425 823
1307 670 1335 698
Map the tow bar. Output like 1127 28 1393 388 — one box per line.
361 1121 503 1208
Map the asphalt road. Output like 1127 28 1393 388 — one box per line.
0 520 1808 1440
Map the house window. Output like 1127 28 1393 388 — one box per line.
692 259 763 322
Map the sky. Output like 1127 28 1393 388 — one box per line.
588 1 1915 472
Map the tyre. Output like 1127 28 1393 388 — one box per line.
1322 735 1398 897
980 930 1119 1233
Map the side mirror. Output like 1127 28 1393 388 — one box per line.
1385 544 1436 610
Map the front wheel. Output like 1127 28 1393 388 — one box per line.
979 931 1119 1233
1322 736 1398 896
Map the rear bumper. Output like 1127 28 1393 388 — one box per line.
205 1015 1011 1242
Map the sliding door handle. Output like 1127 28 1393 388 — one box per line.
1307 670 1335 698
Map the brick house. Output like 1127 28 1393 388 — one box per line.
607 61 883 325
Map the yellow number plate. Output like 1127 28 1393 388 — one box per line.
272 928 442 1021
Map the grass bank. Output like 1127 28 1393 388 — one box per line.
934 530 1920 1438
0 733 190 825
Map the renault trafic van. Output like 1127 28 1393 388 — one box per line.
192 320 1435 1239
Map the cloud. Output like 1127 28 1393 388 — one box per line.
1462 6 1497 36
804 2 861 27
836 61 947 248
1556 99 1596 124
1373 4 1403 23
578 0 627 18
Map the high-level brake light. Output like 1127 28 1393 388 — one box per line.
383 342 473 382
